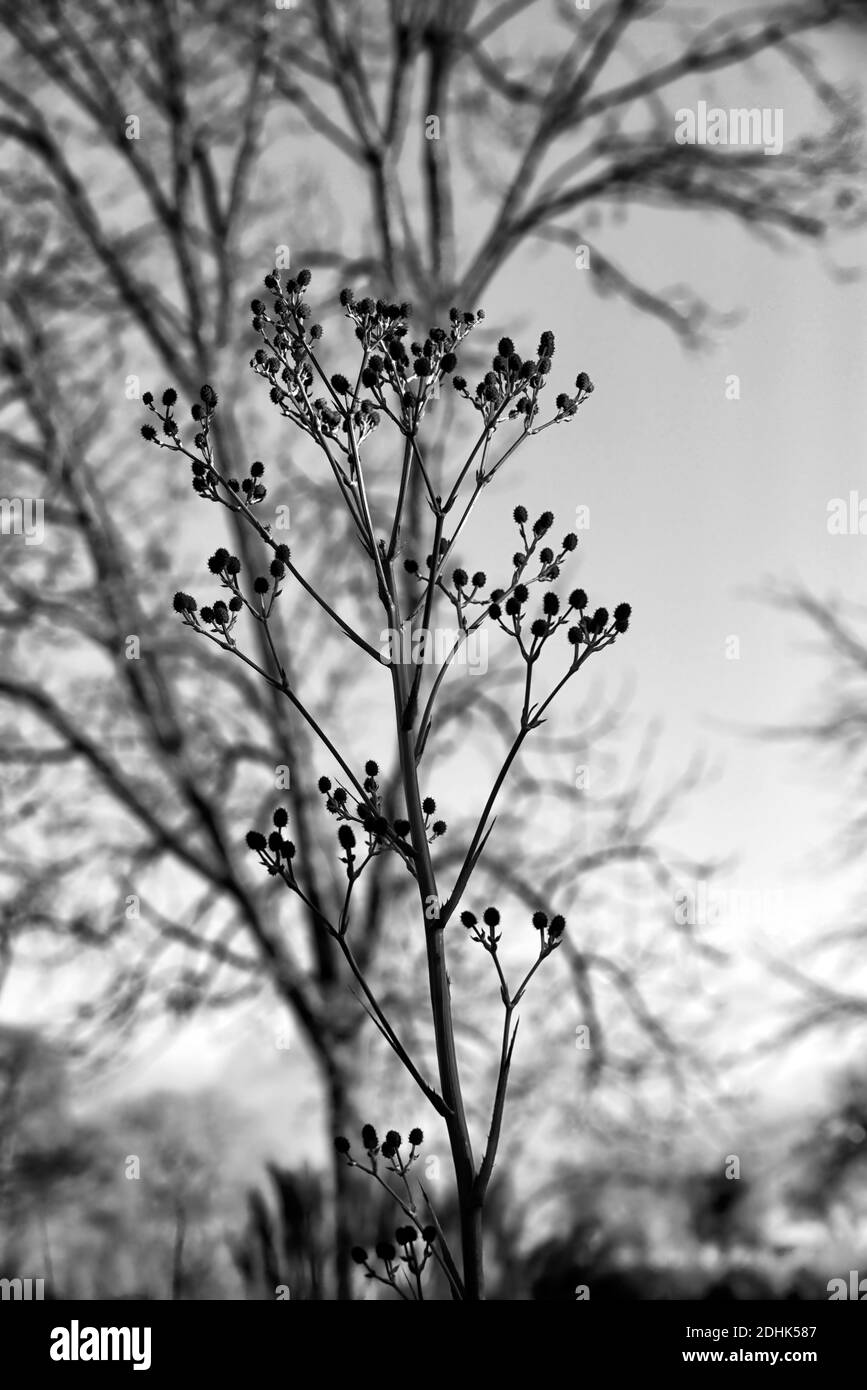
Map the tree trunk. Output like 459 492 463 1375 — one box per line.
323 1041 360 1300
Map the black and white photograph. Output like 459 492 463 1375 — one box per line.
1 0 866 1350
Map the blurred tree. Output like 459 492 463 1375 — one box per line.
235 1164 327 1301
755 589 867 1045
82 1088 241 1300
0 1029 250 1298
0 1024 88 1290
0 0 860 1296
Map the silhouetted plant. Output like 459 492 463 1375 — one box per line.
143 268 632 1300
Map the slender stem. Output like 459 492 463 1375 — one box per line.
442 407 506 511
286 559 382 662
442 724 530 928
190 619 377 810
282 864 444 1113
160 428 380 658
405 509 444 727
336 934 447 1115
475 1007 517 1203
329 406 483 1297
346 415 395 614
475 943 552 1201
387 429 415 560
341 427 486 1296
346 1161 464 1299
387 582 485 1298
442 645 599 925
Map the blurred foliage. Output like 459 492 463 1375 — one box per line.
2 1024 865 1299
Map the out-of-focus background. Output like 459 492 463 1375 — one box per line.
1 0 867 1299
